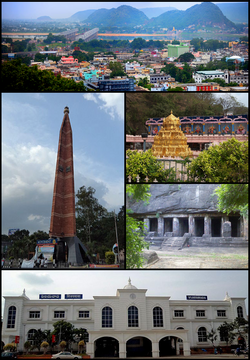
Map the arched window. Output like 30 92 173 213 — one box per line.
153 306 163 327
198 327 207 342
128 306 138 327
7 306 16 328
102 306 112 328
176 327 184 342
237 306 243 318
27 329 37 346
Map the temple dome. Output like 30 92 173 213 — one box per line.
123 278 137 290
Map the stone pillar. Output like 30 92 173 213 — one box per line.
204 216 211 236
86 341 94 358
158 217 164 236
119 342 126 358
189 215 194 235
183 341 191 356
173 217 179 236
144 218 149 234
222 221 231 237
152 341 159 358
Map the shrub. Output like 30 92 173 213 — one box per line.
186 138 248 182
126 149 176 182
41 341 49 354
105 251 115 264
3 343 17 352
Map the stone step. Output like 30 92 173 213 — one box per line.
161 237 185 248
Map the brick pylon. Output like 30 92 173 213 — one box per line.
49 106 76 238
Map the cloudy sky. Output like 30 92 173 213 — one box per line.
2 270 248 316
2 2 242 19
2 93 124 236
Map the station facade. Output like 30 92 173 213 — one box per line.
2 280 247 357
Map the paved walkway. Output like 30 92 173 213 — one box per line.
143 246 248 269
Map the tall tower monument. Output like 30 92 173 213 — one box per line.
49 107 90 264
49 106 76 238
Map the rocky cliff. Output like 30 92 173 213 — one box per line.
128 184 219 215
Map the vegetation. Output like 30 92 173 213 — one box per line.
217 317 248 345
1 59 87 91
126 184 151 268
186 138 248 183
177 52 195 63
43 32 67 44
160 62 194 83
126 149 176 183
126 93 247 135
75 186 124 261
190 38 228 51
214 184 248 217
105 251 115 264
109 61 127 78
3 343 17 352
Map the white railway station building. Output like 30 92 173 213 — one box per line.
2 279 247 357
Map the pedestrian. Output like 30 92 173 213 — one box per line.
1 257 5 267
236 347 241 356
41 257 45 268
214 348 217 355
218 347 222 354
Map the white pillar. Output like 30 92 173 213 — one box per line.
152 341 159 358
119 341 126 358
183 341 191 356
86 341 94 358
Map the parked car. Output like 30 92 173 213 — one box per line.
1 352 18 359
51 351 82 359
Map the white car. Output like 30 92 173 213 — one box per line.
51 351 82 359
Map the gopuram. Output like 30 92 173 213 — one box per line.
128 185 248 249
49 106 90 265
151 111 193 158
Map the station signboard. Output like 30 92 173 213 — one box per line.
65 294 83 299
39 294 61 299
186 295 208 300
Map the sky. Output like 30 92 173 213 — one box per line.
2 93 124 236
1 270 248 316
1 2 244 20
213 93 248 108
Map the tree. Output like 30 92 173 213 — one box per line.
1 59 87 91
53 320 75 349
218 318 248 346
3 343 17 352
41 341 49 354
126 149 176 183
76 186 108 243
29 329 49 351
207 328 218 348
218 321 235 345
78 340 85 354
186 138 248 182
178 53 195 63
126 185 151 268
59 341 67 351
213 185 248 217
23 341 31 354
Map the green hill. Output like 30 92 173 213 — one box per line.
217 2 248 23
140 7 177 19
147 2 235 30
86 5 148 27
69 10 96 21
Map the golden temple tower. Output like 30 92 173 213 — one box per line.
152 111 193 158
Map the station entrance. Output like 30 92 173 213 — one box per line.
95 336 119 357
126 336 152 357
159 336 183 356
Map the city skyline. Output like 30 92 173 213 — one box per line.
2 93 124 236
2 2 244 20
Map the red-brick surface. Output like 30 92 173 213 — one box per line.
49 108 76 237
